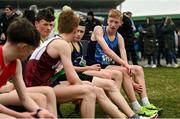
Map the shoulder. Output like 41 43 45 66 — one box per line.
117 33 124 40
94 25 104 34
51 38 69 47
94 25 103 30
49 38 71 52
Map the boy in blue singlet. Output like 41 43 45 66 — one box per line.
90 9 161 117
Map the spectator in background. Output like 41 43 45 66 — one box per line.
22 5 38 26
0 5 17 40
162 16 179 68
15 10 23 17
143 17 157 68
46 6 55 15
118 11 138 65
177 29 180 57
156 17 166 67
29 5 38 17
83 11 101 40
23 9 36 25
0 11 5 44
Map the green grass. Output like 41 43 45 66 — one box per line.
143 67 180 118
59 67 180 118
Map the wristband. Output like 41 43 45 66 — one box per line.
35 108 42 118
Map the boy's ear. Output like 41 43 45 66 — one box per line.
35 21 39 28
16 43 28 51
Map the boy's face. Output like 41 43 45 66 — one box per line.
35 19 54 39
74 25 85 42
4 7 12 17
107 17 122 32
16 43 35 60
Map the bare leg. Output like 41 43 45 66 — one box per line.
0 83 57 116
53 81 96 118
93 86 126 118
0 113 16 119
92 76 135 117
0 91 47 108
130 65 148 98
25 86 57 116
83 69 123 89
106 65 138 102
100 69 123 90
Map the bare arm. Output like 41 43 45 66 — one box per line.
118 34 128 64
13 60 56 118
74 64 101 73
49 40 82 85
0 82 14 93
0 104 25 117
93 26 126 66
12 60 40 111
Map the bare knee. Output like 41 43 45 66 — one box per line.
121 67 128 74
104 80 117 91
32 93 47 108
39 87 56 101
111 70 123 81
94 87 107 99
134 65 144 75
82 85 96 100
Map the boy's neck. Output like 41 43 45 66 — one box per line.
2 44 17 64
106 26 116 36
59 33 71 42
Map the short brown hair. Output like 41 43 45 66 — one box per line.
7 18 40 47
108 9 123 21
58 10 79 33
36 9 55 22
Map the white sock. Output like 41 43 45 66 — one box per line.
132 100 141 111
141 97 150 106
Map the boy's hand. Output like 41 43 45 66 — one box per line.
18 112 35 119
133 82 143 93
89 64 101 71
36 109 56 119
123 63 132 76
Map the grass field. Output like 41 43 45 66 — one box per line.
59 67 180 118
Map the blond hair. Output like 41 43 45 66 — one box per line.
164 16 174 25
108 9 123 21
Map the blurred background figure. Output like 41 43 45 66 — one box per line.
23 5 39 25
156 17 166 67
118 11 138 65
0 5 17 41
162 16 179 68
29 4 38 17
83 11 101 41
143 17 157 68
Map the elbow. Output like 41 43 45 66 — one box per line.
67 76 78 85
21 98 28 106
